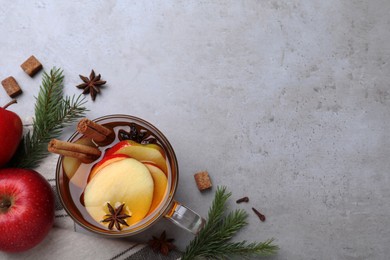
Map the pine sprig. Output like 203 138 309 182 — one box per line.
12 67 87 169
182 187 278 260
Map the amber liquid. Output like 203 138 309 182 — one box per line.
62 121 171 230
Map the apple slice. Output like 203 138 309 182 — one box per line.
144 163 168 215
84 158 154 228
63 137 96 180
88 154 128 182
106 140 168 174
106 140 165 158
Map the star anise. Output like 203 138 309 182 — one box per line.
148 231 176 256
76 70 106 101
101 203 131 231
118 124 156 144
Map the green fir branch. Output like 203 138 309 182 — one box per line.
182 186 278 260
12 67 87 169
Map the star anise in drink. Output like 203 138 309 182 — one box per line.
118 124 156 144
101 203 131 231
76 69 106 101
148 231 176 256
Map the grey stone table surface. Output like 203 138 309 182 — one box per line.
1 1 389 259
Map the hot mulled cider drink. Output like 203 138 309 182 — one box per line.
52 115 198 236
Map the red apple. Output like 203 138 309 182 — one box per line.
0 168 55 252
0 100 23 168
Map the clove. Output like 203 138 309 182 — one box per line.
252 207 266 222
236 196 249 203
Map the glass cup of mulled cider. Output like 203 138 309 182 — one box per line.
55 114 205 237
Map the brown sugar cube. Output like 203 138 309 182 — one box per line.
194 171 212 191
1 76 22 98
20 55 43 77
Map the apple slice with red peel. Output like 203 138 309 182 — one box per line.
106 140 168 174
141 161 168 177
63 137 97 180
84 158 154 228
88 154 128 182
144 163 168 215
105 140 165 158
104 140 129 157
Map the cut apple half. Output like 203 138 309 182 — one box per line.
144 163 168 215
106 140 168 174
63 137 97 180
84 158 154 228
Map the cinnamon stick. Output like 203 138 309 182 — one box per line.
77 118 113 143
48 139 101 163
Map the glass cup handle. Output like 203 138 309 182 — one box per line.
165 200 206 235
